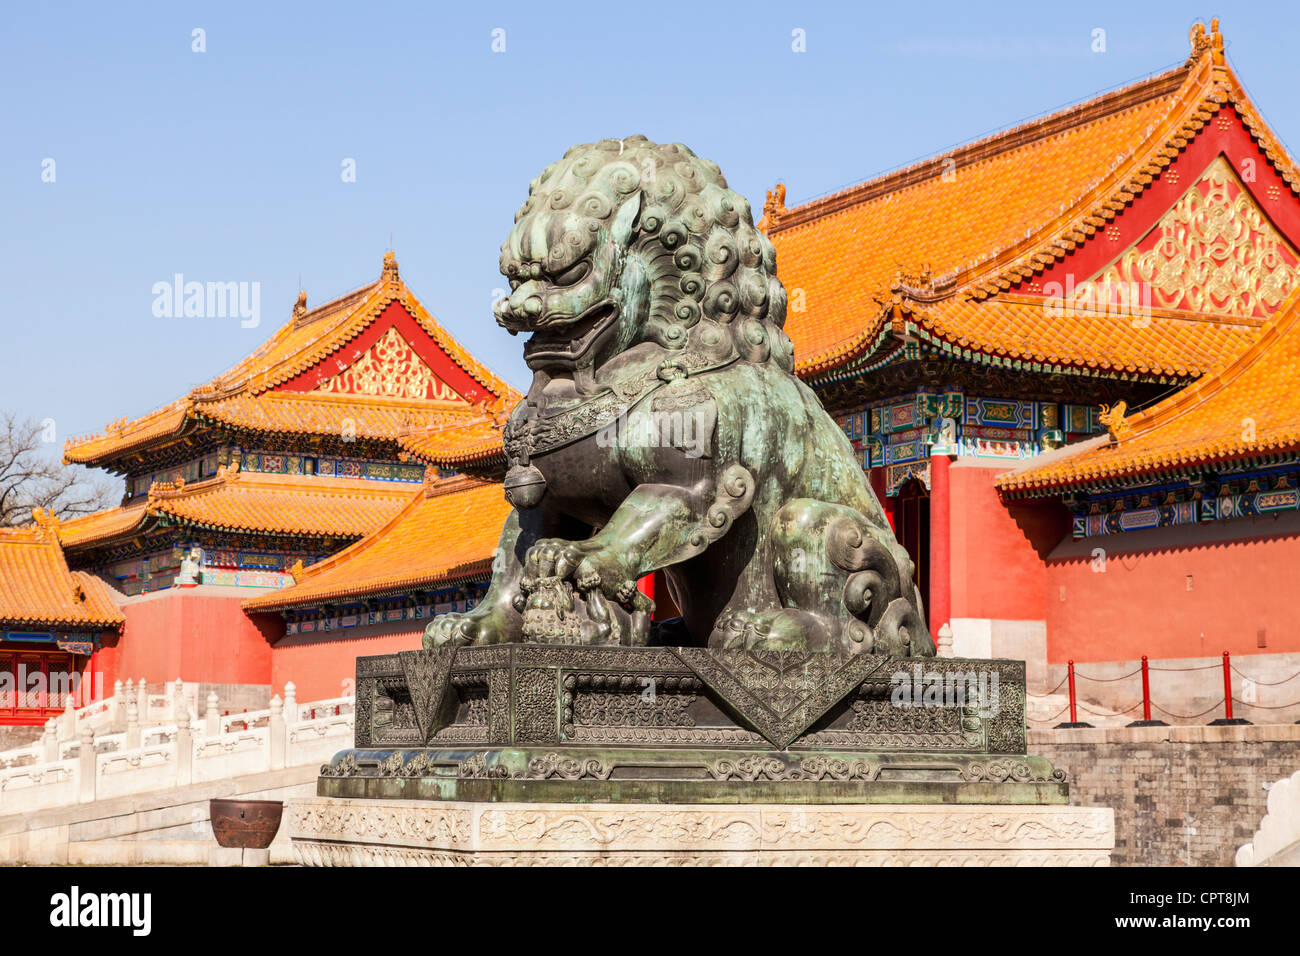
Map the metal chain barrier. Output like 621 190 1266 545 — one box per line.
1076 700 1144 718
1027 703 1071 723
1072 667 1143 683
1047 651 1300 727
1231 698 1300 711
1230 664 1300 687
1150 700 1231 720
1026 674 1069 699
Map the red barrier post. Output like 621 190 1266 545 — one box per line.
1222 651 1234 721
1056 660 1093 728
1068 661 1078 724
1141 656 1152 722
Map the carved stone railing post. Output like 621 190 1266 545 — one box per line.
136 678 148 723
205 691 220 738
269 694 285 770
77 726 95 803
122 679 134 727
125 696 141 750
284 682 297 721
41 718 58 762
175 700 193 787
61 698 75 743
186 682 199 724
937 623 954 658
109 679 123 727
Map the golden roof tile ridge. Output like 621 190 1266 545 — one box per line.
770 64 1191 235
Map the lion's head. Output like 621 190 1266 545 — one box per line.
496 136 792 377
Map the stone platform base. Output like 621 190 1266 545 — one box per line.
288 797 1114 866
209 846 272 867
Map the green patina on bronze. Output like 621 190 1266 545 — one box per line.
318 645 1067 805
320 141 1071 807
424 136 929 655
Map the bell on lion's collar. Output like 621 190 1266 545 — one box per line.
503 464 547 509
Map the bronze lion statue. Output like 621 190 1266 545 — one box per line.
425 136 931 656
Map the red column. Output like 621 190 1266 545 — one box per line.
928 453 952 635
637 574 655 619
869 468 895 532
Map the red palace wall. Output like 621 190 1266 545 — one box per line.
93 587 278 691
946 460 1070 624
1044 512 1300 663
270 621 424 702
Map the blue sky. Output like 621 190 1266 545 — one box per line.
2 2 1294 451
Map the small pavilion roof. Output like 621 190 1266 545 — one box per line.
58 468 416 549
998 285 1300 496
0 516 124 629
65 253 521 470
242 476 509 612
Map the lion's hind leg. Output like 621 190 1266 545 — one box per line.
745 498 933 657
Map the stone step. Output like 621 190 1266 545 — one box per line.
67 838 297 866
0 764 320 865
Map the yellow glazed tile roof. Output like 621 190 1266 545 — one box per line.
194 392 479 443
768 27 1299 380
56 501 150 550
58 468 414 547
0 516 124 628
397 403 511 469
243 477 510 611
998 285 1300 494
903 297 1259 379
65 254 520 466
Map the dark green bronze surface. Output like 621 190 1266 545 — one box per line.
424 136 928 656
318 748 1067 805
325 142 1071 809
319 645 1066 805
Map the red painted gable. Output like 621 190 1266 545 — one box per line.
274 301 492 404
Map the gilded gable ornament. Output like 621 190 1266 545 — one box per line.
312 327 464 402
1070 157 1300 319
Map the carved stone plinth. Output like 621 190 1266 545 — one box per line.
321 645 1067 806
352 645 1030 754
288 798 1114 866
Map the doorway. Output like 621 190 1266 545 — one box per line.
893 477 931 613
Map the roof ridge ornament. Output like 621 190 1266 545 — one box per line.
759 183 786 232
1186 19 1225 67
31 507 60 541
891 263 959 302
1099 401 1133 442
382 250 400 283
293 289 308 320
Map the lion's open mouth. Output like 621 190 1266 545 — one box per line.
523 300 620 369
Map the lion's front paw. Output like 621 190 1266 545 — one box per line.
523 538 640 608
522 538 587 581
573 552 641 606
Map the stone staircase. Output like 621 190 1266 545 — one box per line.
0 678 353 864
0 762 318 864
